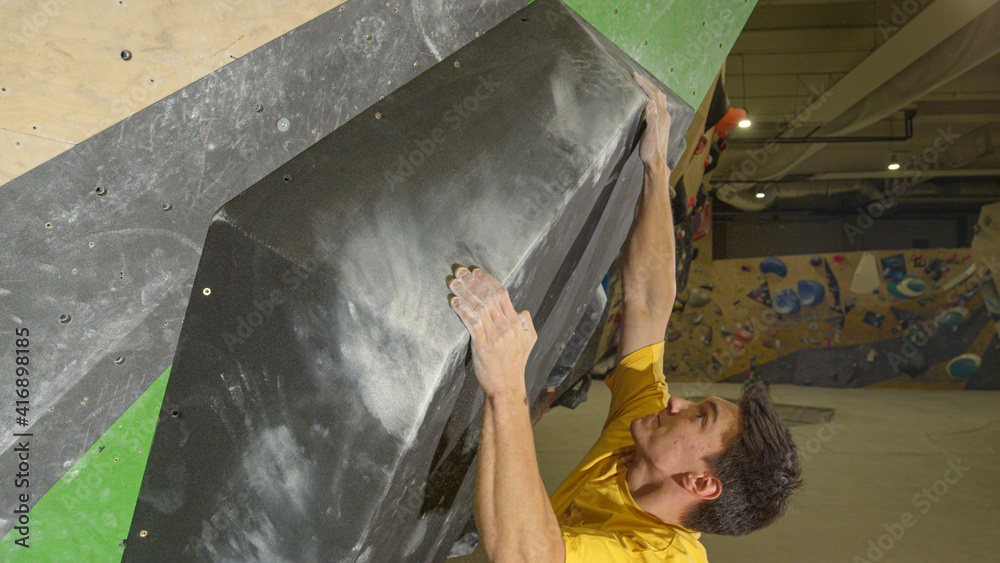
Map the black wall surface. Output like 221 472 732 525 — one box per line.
0 0 530 534
125 0 694 560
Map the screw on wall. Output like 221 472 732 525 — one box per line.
254 103 264 113
59 314 71 324
121 49 132 61
162 203 172 211
277 118 290 132
96 186 107 196
115 356 125 365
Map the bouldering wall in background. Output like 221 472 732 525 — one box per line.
663 241 999 389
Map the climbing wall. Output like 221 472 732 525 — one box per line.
123 1 696 558
0 0 531 556
2 0 755 559
663 244 999 390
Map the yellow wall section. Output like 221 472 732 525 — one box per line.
670 247 990 387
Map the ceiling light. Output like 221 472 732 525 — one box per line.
887 162 900 170
738 119 751 128
755 192 766 199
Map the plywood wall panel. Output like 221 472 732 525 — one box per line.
0 0 350 184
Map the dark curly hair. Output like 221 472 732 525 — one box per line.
681 383 803 535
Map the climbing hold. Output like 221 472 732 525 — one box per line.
888 276 926 299
759 257 788 278
747 281 772 307
935 307 968 328
797 280 825 306
850 252 881 294
862 311 885 328
773 289 801 315
688 287 712 307
946 354 981 378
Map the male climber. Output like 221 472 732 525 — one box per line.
446 72 802 562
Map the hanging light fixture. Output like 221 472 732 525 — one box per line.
887 153 900 170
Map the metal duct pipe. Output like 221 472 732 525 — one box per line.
715 180 882 211
714 179 1000 211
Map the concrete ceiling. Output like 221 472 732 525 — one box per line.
716 0 1000 211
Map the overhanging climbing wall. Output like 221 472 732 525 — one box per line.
0 0 526 549
122 1 694 559
2 0 755 557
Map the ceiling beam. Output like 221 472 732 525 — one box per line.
806 0 1000 125
811 168 1000 180
939 121 1000 168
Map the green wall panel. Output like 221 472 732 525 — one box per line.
564 0 757 107
0 368 169 561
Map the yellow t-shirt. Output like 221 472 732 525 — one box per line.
549 342 709 562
